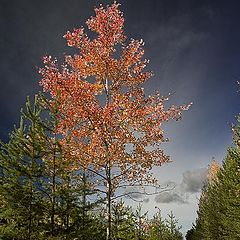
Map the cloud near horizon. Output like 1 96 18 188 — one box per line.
154 167 208 204
180 168 208 193
155 192 187 204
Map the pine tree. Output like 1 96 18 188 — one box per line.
111 200 135 240
131 204 149 240
185 227 197 240
0 95 48 239
187 116 240 239
216 119 240 239
188 164 221 239
165 211 183 240
149 208 169 240
38 94 104 239
0 94 107 239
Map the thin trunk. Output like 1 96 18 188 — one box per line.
51 146 56 237
82 170 86 240
106 163 112 240
105 77 112 240
66 175 70 232
28 188 32 240
66 213 69 231
28 138 35 240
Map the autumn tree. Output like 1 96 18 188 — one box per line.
207 158 220 183
39 2 190 239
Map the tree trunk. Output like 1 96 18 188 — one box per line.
82 170 87 240
106 164 112 240
28 192 32 240
51 146 56 237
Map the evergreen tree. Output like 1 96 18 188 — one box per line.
185 227 198 240
111 200 135 240
37 94 105 239
216 119 240 239
132 204 149 240
165 211 183 240
0 95 48 239
149 208 169 240
187 116 240 239
147 208 183 240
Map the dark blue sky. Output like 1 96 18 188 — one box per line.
0 0 240 232
0 0 239 140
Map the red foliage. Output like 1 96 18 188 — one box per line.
39 2 191 184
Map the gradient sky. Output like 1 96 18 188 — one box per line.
1 0 240 235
